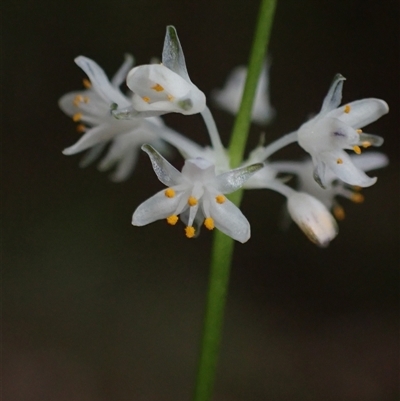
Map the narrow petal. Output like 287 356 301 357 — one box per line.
141 144 183 186
132 190 182 226
162 26 190 82
322 151 377 187
79 142 107 167
320 74 345 115
111 53 135 87
63 123 125 155
75 56 131 108
358 133 384 147
214 163 264 194
326 98 389 128
350 152 389 172
208 197 251 243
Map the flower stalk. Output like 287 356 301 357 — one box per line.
193 0 277 400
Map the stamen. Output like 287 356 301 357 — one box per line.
351 193 364 203
356 129 363 134
151 83 164 92
362 141 371 148
73 95 84 106
142 96 150 103
185 226 195 238
167 215 179 225
353 186 362 191
336 158 343 164
164 188 175 198
83 78 91 89
83 96 89 103
167 94 174 101
344 104 351 114
76 124 86 133
215 195 226 204
333 205 345 221
204 217 215 230
353 145 361 154
188 196 198 206
72 113 83 122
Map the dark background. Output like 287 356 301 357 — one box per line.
3 0 399 400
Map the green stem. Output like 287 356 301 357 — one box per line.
193 1 277 400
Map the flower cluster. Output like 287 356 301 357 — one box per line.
60 26 389 246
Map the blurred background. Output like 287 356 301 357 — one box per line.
3 0 399 400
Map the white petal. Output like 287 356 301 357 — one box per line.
79 142 107 167
320 74 345 115
207 196 251 243
287 192 338 247
161 26 190 82
326 98 389 128
111 53 135 87
141 144 183 186
214 163 264 194
75 56 131 108
322 151 377 187
132 190 182 226
63 123 125 155
350 152 389 172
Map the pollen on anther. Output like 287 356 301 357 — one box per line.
333 205 345 221
167 215 179 225
353 145 361 154
336 158 343 164
204 217 215 230
215 195 226 204
73 95 84 106
142 96 150 103
164 188 175 198
362 141 371 148
76 124 86 133
167 94 174 101
151 83 164 92
83 78 91 89
356 129 363 134
188 196 198 206
72 113 83 122
185 226 195 238
344 104 351 114
351 193 364 203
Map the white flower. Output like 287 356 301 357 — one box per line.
115 26 206 118
212 63 275 125
297 74 389 188
271 152 389 220
287 192 338 247
59 55 166 181
132 145 263 243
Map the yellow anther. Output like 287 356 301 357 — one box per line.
185 226 195 238
353 185 362 191
333 205 345 221
204 217 215 230
336 158 343 164
356 129 363 134
188 196 198 206
166 215 179 225
353 145 361 154
142 96 150 103
83 78 91 89
344 104 351 114
362 141 371 148
215 195 226 204
76 124 86 133
72 112 83 122
151 83 164 92
73 94 84 106
351 193 364 203
167 94 174 101
164 188 175 198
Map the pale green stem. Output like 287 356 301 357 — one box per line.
259 131 298 160
193 1 277 400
